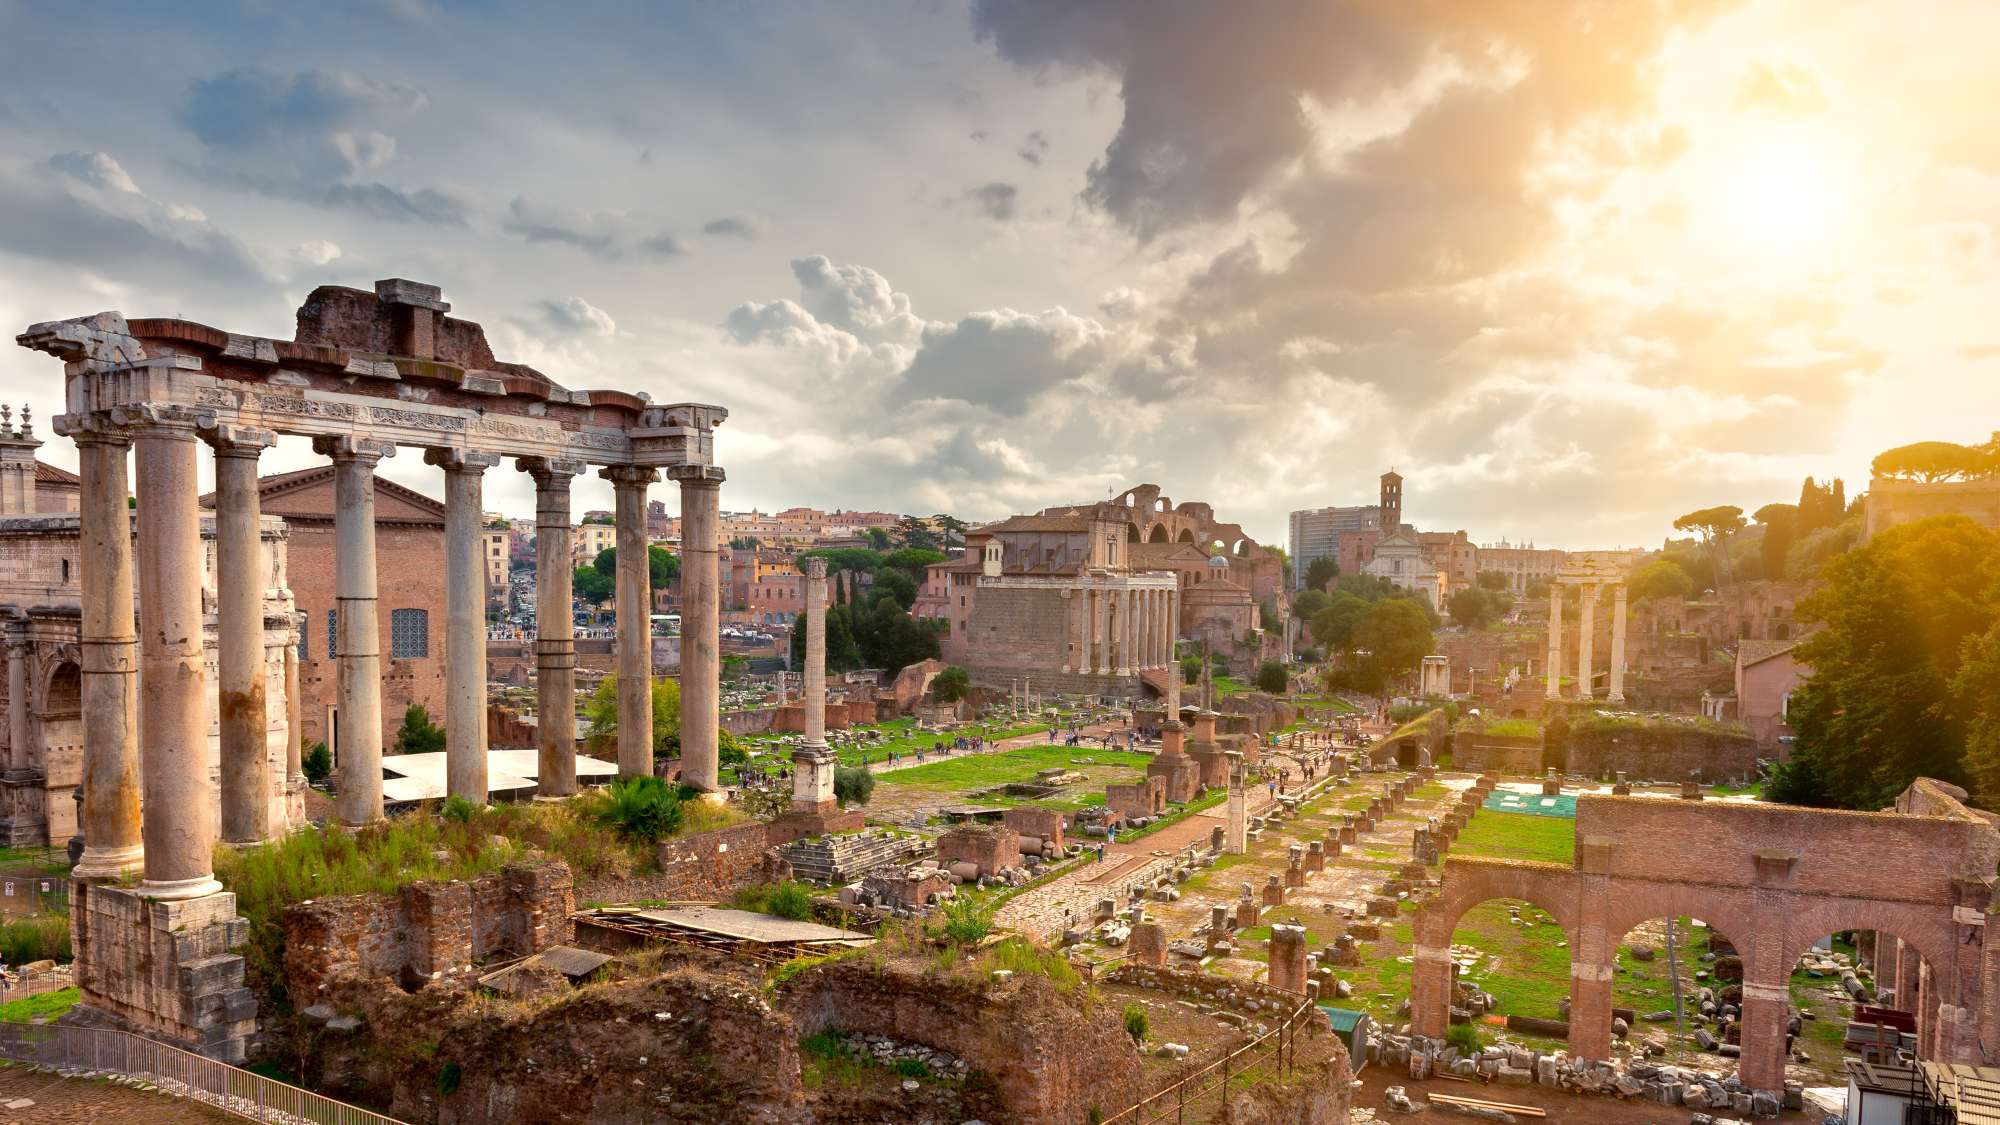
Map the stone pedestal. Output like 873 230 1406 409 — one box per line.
1305 840 1326 873
1269 923 1310 994
1261 874 1285 907
71 881 255 1062
1128 922 1167 968
790 747 838 817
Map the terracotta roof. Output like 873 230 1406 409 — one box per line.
33 460 79 485
1737 639 1801 667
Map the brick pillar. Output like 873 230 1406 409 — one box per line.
1129 921 1166 968
1412 941 1452 1038
1269 924 1309 993
1738 978 1792 1091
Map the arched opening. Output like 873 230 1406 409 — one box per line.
1599 907 1758 1071
1147 523 1169 544
1126 524 1140 543
1177 529 1196 544
1421 894 1581 1048
1234 538 1250 557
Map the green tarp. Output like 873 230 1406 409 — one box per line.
1483 791 1578 819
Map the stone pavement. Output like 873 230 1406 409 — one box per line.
0 1067 236 1124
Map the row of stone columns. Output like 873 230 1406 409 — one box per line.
64 407 723 898
1544 580 1629 702
1065 585 1176 675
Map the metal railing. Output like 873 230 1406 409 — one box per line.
1101 997 1320 1124
0 1021 407 1125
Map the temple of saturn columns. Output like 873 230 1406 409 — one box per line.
1544 557 1631 703
14 278 726 1059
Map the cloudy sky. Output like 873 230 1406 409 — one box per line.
3 1 1997 550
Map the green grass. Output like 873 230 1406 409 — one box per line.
0 985 78 1022
1450 811 1576 865
875 744 1149 792
742 718 1054 768
0 914 71 963
1478 719 1543 739
0 845 70 875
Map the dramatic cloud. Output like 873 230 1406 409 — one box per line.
48 151 140 194
540 296 617 336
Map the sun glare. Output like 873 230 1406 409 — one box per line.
1690 131 1851 264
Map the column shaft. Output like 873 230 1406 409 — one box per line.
605 467 658 779
1545 584 1563 700
132 415 220 898
210 428 275 843
525 459 582 797
433 450 498 801
284 614 303 808
70 428 141 878
1577 583 1597 700
1093 588 1110 675
672 467 724 791
1608 583 1628 703
319 436 392 825
5 635 28 795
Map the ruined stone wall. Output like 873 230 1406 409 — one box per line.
652 822 777 901
1561 721 1761 780
1455 733 1543 775
486 705 537 749
281 859 573 1004
779 958 1148 1125
1575 795 2000 903
961 584 1067 674
719 705 780 737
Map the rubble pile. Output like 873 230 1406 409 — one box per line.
1366 1029 1804 1119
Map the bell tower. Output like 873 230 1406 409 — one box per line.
1379 469 1403 534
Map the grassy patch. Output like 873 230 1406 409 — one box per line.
0 914 71 963
0 985 77 1022
1479 719 1543 739
876 744 1149 792
1450 811 1576 865
0 845 69 876
1118 789 1228 843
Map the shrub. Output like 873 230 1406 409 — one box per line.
766 881 813 921
440 794 479 823
936 896 994 946
1254 661 1288 694
1446 1023 1483 1055
392 703 446 756
833 764 875 807
0 914 71 964
301 740 332 783
590 775 684 843
891 1057 931 1079
1123 1002 1148 1043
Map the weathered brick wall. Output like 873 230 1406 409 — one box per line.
963 585 1067 672
938 824 1020 876
1456 733 1542 775
1562 723 1761 780
652 821 775 900
282 859 573 1003
1576 795 2000 904
486 705 537 749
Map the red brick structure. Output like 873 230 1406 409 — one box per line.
1413 781 2000 1092
1105 776 1166 821
224 466 447 754
1268 923 1310 993
937 824 1020 879
1002 807 1066 856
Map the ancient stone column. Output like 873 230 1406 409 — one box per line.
1545 582 1563 700
1269 923 1310 993
1060 588 1076 673
792 557 837 814
66 420 142 879
430 449 499 802
1607 582 1628 704
317 435 395 825
4 627 28 796
284 612 303 807
671 465 725 792
604 466 659 779
1224 750 1247 854
1576 582 1597 700
1115 589 1131 675
1092 587 1110 675
129 406 222 898
206 423 276 843
523 457 584 798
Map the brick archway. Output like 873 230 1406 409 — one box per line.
1412 858 1581 1050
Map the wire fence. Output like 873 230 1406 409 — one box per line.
1100 997 1320 1124
0 1021 406 1125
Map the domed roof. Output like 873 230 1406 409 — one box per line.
1205 554 1231 568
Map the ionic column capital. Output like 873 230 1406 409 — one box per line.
424 447 502 475
54 411 132 447
518 455 587 486
312 434 397 464
600 464 661 488
200 422 277 457
802 555 828 579
110 402 208 438
667 464 726 488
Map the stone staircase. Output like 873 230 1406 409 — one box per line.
782 829 923 885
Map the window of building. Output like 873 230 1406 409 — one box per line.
391 608 429 659
327 609 338 659
297 619 308 661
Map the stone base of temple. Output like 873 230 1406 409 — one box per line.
766 808 866 847
1188 744 1230 789
1146 754 1201 803
69 880 257 1062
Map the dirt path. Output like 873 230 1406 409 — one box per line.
0 1066 238 1124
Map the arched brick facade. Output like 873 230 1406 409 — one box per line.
1414 789 2000 1092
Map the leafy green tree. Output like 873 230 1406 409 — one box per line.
301 739 332 783
833 764 876 807
1309 592 1371 653
931 514 969 549
1767 517 2000 809
788 602 865 671
851 593 940 672
592 545 680 589
1446 587 1510 630
1334 573 1397 601
882 547 948 576
591 775 684 842
1871 441 1994 483
894 515 940 550
1352 597 1436 685
392 703 446 756
931 665 972 703
865 527 890 550
582 674 682 757
1753 503 1798 582
1627 559 1694 602
873 567 919 609
573 565 614 605
1476 570 1510 591
1292 588 1332 623
1302 556 1341 592
1254 660 1288 694
1673 505 1746 589
799 546 884 575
